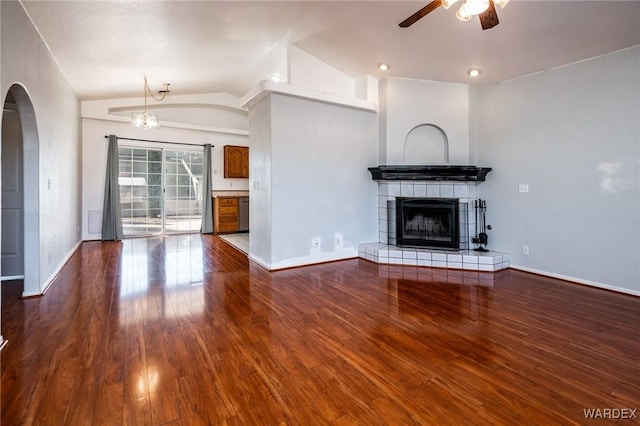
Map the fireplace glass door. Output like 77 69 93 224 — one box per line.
396 198 460 249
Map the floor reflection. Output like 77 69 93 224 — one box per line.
392 279 493 322
119 238 153 296
371 263 500 368
119 235 206 297
117 234 206 323
163 235 205 286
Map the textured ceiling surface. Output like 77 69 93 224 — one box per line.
19 1 640 100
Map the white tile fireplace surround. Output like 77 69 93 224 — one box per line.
360 178 510 272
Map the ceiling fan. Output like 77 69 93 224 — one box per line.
399 0 509 30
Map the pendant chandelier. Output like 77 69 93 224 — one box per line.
131 76 170 129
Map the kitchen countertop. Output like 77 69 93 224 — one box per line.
212 190 249 198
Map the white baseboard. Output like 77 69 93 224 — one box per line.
510 265 640 297
36 240 83 296
248 254 271 270
249 250 359 271
1 275 25 281
270 251 359 271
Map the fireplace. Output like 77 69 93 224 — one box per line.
396 198 460 249
360 165 510 270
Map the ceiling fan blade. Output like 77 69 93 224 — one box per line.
399 0 442 28
479 0 499 30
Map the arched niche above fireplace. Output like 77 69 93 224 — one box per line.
404 123 449 164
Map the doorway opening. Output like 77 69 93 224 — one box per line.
1 84 41 297
2 92 24 280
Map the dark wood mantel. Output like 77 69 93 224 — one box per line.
368 165 492 182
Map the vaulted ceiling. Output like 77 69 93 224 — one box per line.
20 1 640 101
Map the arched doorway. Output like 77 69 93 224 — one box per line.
1 84 40 297
2 92 24 280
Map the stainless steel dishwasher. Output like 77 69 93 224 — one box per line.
238 197 249 232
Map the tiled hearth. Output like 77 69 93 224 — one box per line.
358 242 509 271
361 169 510 272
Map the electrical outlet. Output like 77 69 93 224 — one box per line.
312 238 321 248
522 245 530 256
518 184 529 193
335 234 343 247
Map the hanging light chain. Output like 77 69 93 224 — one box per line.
132 76 168 129
144 76 170 102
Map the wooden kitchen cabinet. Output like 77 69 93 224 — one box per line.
214 197 239 233
223 145 249 178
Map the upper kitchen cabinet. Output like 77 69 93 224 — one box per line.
224 145 249 178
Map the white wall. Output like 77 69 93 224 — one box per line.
288 45 355 99
81 118 249 240
473 47 640 295
379 77 470 165
1 0 82 295
247 92 378 270
247 97 272 267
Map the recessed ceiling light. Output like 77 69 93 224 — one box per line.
269 75 282 82
378 63 390 71
467 68 482 78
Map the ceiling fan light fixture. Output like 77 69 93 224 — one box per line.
441 0 459 10
456 0 489 22
465 0 489 16
494 0 509 9
456 4 472 21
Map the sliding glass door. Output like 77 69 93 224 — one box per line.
163 151 203 233
118 147 162 236
118 146 203 237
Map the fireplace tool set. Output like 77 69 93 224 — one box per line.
472 199 489 252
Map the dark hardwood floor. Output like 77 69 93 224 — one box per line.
1 234 639 425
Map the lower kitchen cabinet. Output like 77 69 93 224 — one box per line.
214 197 238 233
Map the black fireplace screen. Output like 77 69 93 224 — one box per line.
395 198 460 249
